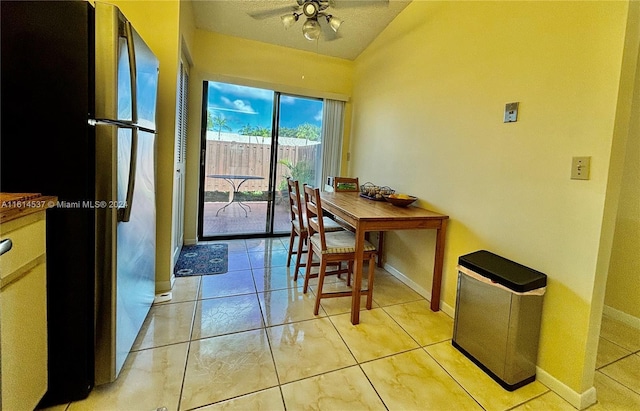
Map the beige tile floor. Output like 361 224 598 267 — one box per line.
46 238 639 411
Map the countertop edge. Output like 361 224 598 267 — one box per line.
0 194 58 224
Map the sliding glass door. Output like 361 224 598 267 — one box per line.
199 81 324 239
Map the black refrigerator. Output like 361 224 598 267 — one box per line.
1 1 159 406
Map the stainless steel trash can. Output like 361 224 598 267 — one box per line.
452 250 546 391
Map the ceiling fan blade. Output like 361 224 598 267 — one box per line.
330 0 389 9
248 5 299 20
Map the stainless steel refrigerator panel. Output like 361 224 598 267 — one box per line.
96 4 158 129
117 129 132 205
95 2 138 125
94 2 120 123
115 129 155 375
93 1 158 385
94 122 118 385
94 124 156 383
131 29 159 131
117 35 133 122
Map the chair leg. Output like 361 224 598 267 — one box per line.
293 233 305 281
314 259 328 315
286 230 295 267
303 242 314 294
366 254 376 310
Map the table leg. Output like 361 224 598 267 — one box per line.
215 199 235 216
236 200 252 213
430 218 448 311
351 226 366 325
235 178 251 217
215 178 250 217
215 179 237 216
377 232 384 268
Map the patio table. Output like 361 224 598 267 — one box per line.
320 191 449 325
207 174 264 217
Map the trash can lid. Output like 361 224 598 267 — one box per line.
458 250 547 292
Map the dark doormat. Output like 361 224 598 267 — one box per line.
174 244 228 277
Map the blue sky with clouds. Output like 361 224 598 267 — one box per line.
207 81 323 132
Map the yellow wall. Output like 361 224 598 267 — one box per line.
605 2 640 320
350 0 631 401
183 30 354 243
106 0 181 291
179 0 196 55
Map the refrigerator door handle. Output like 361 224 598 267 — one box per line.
124 21 138 124
118 127 138 223
118 21 138 223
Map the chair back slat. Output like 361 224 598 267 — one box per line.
303 185 327 251
287 178 305 231
333 177 359 192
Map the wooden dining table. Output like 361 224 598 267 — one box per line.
320 191 449 325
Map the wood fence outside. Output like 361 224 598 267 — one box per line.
204 140 319 192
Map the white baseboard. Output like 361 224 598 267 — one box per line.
184 238 197 246
536 367 597 410
153 291 172 304
156 274 175 295
603 305 640 330
383 263 455 319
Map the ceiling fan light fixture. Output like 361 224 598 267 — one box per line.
302 1 318 18
281 13 299 29
326 15 342 33
302 18 321 41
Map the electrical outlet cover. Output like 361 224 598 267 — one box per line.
504 102 519 123
571 156 591 180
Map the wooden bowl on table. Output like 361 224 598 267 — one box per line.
383 193 417 207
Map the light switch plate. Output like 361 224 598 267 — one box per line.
571 156 591 180
504 102 519 123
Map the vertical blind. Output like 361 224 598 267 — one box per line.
321 99 345 189
177 60 189 163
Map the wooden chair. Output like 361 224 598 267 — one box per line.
330 177 360 230
332 176 359 192
285 178 343 280
333 176 385 268
303 185 378 315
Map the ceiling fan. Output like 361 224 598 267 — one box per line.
249 0 344 42
286 0 342 41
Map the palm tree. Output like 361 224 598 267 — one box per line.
238 124 253 135
278 159 314 189
295 123 321 145
208 112 232 140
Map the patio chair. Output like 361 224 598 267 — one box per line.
303 185 378 315
286 178 343 281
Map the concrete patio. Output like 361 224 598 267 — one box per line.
202 200 291 237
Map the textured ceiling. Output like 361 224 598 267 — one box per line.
191 0 412 60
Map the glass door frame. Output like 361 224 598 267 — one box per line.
197 82 323 241
197 82 276 240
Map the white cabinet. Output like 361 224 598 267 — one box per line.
0 194 56 411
